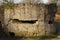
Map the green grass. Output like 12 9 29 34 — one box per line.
12 34 58 39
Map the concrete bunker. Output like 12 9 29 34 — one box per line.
0 0 57 37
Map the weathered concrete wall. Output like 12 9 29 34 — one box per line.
0 4 56 37
4 4 45 37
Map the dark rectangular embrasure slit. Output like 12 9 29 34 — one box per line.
13 19 37 24
48 20 53 24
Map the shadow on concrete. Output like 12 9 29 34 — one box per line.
55 21 60 35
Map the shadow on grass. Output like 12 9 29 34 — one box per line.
0 31 59 40
10 34 58 39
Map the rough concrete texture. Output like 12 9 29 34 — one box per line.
0 4 55 37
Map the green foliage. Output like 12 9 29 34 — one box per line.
4 2 14 9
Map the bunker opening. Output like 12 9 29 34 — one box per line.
9 32 15 37
48 20 53 24
12 19 38 24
